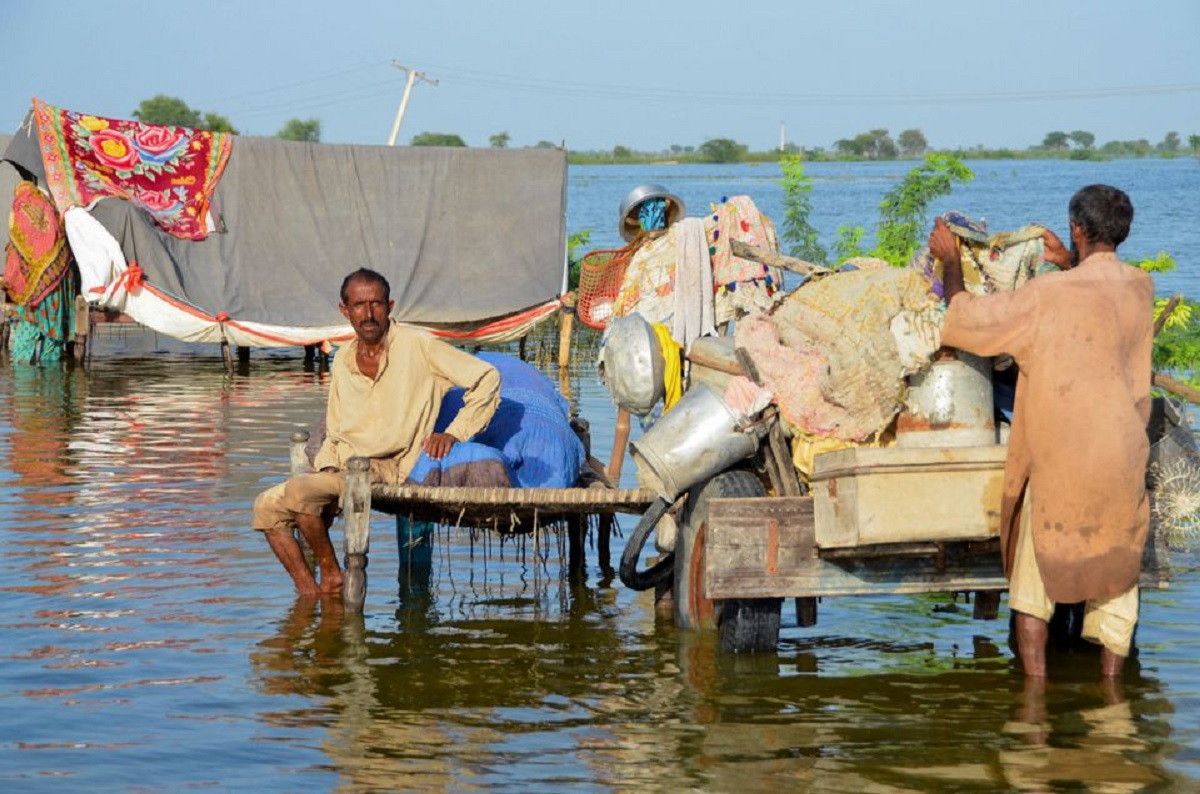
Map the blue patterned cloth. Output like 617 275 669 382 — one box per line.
436 353 585 488
638 198 668 233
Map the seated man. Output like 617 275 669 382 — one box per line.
252 268 501 595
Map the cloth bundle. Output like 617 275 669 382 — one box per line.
436 352 586 488
737 264 943 442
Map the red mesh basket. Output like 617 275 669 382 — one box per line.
576 247 634 330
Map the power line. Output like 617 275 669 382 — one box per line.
406 61 1200 106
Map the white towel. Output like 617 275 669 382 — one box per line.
672 217 715 348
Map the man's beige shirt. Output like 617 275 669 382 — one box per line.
312 322 500 483
941 252 1153 603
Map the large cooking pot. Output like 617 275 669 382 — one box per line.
618 183 686 242
599 313 665 416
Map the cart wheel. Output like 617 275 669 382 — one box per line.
675 468 766 632
719 597 782 653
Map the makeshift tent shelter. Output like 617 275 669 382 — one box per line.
2 105 569 349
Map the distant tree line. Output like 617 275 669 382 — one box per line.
130 94 320 142
127 96 1198 163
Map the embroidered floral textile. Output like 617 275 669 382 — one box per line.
4 181 73 307
31 98 233 241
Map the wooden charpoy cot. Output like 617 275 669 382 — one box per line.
288 430 658 610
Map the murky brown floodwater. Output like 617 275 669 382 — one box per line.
1 324 1198 792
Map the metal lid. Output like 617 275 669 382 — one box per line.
618 184 686 242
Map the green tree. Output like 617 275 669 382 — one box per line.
411 132 467 147
697 138 747 163
873 153 973 267
132 95 203 127
778 154 827 264
1189 134 1200 154
1069 130 1095 149
836 129 898 160
132 95 238 132
898 128 928 157
534 140 558 149
489 131 510 148
1042 131 1070 150
1159 131 1181 153
203 112 238 134
277 118 321 142
612 145 633 159
834 137 865 157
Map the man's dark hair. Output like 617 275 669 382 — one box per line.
340 268 391 304
1068 184 1133 248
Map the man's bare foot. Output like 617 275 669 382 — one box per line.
264 528 322 595
297 581 322 597
318 567 344 594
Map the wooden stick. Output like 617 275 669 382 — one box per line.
558 297 575 399
608 408 631 483
1154 372 1200 404
73 294 89 365
731 239 829 277
685 345 744 377
1154 293 1183 337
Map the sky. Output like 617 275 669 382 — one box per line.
2 0 1197 153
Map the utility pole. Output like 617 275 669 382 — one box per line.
387 61 438 146
780 121 786 152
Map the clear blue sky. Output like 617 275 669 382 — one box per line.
2 0 1197 152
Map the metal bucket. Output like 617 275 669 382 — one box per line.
897 351 997 447
631 384 763 500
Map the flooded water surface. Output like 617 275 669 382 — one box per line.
3 159 1200 791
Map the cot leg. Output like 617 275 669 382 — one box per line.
342 457 372 611
567 516 586 576
597 513 614 575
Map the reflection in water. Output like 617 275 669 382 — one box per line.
251 542 1178 791
0 346 1193 790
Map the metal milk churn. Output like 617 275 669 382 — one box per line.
896 350 997 447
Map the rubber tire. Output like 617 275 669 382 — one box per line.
675 469 776 644
719 597 782 654
619 497 674 591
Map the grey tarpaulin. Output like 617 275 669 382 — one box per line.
2 119 567 330
0 133 19 252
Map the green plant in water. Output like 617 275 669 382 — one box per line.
874 153 973 266
1136 251 1200 388
566 230 591 292
779 154 827 264
833 224 866 262
775 152 972 269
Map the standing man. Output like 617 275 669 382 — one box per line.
929 185 1153 679
253 268 500 595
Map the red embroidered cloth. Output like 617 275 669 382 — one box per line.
3 181 73 307
32 98 233 241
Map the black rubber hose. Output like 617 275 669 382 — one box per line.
619 496 674 591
